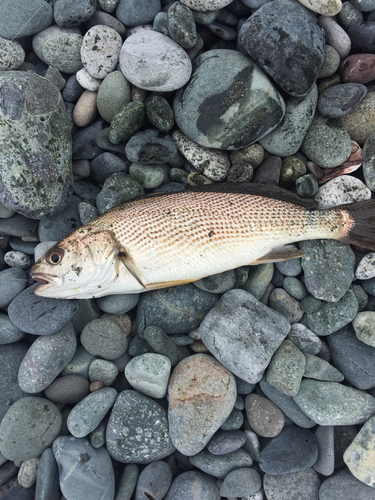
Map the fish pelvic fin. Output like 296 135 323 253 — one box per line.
117 248 146 287
144 279 198 290
339 199 375 251
249 245 303 265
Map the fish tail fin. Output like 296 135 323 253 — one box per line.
339 199 375 251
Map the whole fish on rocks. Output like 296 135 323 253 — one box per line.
30 183 375 299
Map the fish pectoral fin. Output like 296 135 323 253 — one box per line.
144 278 198 290
249 245 303 265
117 248 146 287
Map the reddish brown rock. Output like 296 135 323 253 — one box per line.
341 54 375 84
245 393 285 437
168 353 236 456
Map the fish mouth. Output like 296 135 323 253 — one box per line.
30 272 63 294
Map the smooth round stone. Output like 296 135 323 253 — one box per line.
164 471 219 500
44 374 90 404
327 324 375 389
129 163 165 189
267 339 306 396
313 425 335 476
318 83 367 119
18 322 77 393
32 26 83 74
344 415 375 487
90 152 128 184
269 288 303 324
0 71 73 218
280 156 306 187
193 270 236 293
340 92 375 146
181 0 232 9
125 353 171 399
350 283 368 311
189 449 253 479
172 130 230 181
339 0 363 27
143 326 179 367
73 120 105 160
67 387 118 438
0 314 25 345
352 0 375 9
320 467 375 500
363 133 375 191
96 294 140 315
88 359 118 386
61 346 95 378
0 36 24 70
97 71 130 123
207 430 246 455
8 284 78 335
319 45 340 78
0 215 37 237
135 461 172 500
200 289 290 384
301 0 342 14
220 467 261 498
239 0 324 97
319 16 351 58
73 179 100 205
349 22 375 52
18 457 38 488
167 1 197 49
230 144 264 167
72 90 97 127
145 95 174 132
115 464 140 500
260 85 318 157
293 379 375 425
341 54 375 85
264 468 320 500
96 172 144 214
302 289 358 336
9 237 38 255
301 114 352 168
0 0 53 39
296 173 319 197
220 407 244 431
85 10 127 36
120 30 192 92
136 283 218 336
38 195 81 241
81 318 128 360
168 354 236 456
125 129 178 164
283 277 308 301
76 67 101 91
300 239 355 302
245 393 284 438
315 175 371 209
353 311 375 347
0 342 28 421
109 101 144 144
53 436 115 500
106 390 175 463
259 425 318 475
174 49 284 150
242 263 274 300
260 377 316 428
35 448 60 500
304 353 344 382
0 397 61 462
287 323 322 355
116 0 160 25
54 0 96 27
0 268 27 308
63 74 84 103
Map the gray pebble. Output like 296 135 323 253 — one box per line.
350 284 368 311
318 83 368 119
252 155 282 184
96 172 144 214
242 263 274 299
61 345 95 378
244 430 261 462
0 397 61 463
245 393 284 438
145 95 174 132
319 467 375 500
263 467 320 500
128 335 154 357
300 295 322 314
0 342 28 422
0 313 25 344
129 163 166 189
73 180 100 205
207 430 246 455
67 387 118 438
193 269 236 293
220 408 244 431
235 376 255 395
313 425 334 476
54 0 96 27
97 293 140 314
125 353 171 398
18 457 39 488
106 390 175 463
267 339 306 396
109 101 145 144
189 449 253 479
283 277 309 300
85 10 126 36
363 133 375 192
53 436 115 500
90 418 107 449
88 359 119 386
44 374 90 405
90 152 128 184
296 173 319 197
97 71 130 123
164 471 220 500
80 318 128 360
142 326 179 366
0 462 20 489
0 1 53 38
63 74 84 102
78 202 99 224
18 322 77 393
269 288 304 324
73 120 105 160
116 0 160 25
338 1 363 27
220 467 262 498
115 463 139 500
125 129 178 164
135 461 172 500
275 258 302 276
0 268 27 308
9 237 38 256
38 196 81 242
304 353 344 382
319 45 340 78
35 448 60 500
167 2 197 49
8 284 78 335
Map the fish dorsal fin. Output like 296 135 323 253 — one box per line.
250 244 303 265
189 183 317 209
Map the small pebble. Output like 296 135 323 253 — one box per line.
341 53 375 84
304 353 344 382
81 25 122 79
207 430 246 455
18 457 39 488
287 323 322 355
220 467 262 498
73 90 97 128
88 359 119 386
266 339 306 396
135 461 172 500
44 374 90 405
352 311 375 347
356 252 375 279
35 447 60 500
125 353 171 398
319 16 351 58
109 101 145 144
269 288 304 324
189 449 253 480
4 250 31 270
80 318 128 360
245 394 284 438
313 425 335 476
97 71 131 123
263 468 320 500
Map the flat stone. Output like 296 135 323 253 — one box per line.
319 467 375 500
220 467 262 498
125 353 171 399
54 0 96 27
18 322 77 393
0 397 61 462
88 359 118 386
174 49 285 150
304 353 344 382
293 379 375 425
0 268 27 309
269 288 304 324
189 449 252 479
313 425 335 476
363 133 375 191
125 129 178 164
53 436 115 500
97 71 130 124
259 425 318 474
287 323 322 355
207 430 246 455
164 471 220 500
263 468 320 500
0 0 53 39
96 293 140 315
242 263 274 300
35 448 60 500
199 289 290 384
245 393 284 438
266 339 306 396
106 390 175 463
135 461 172 500
142 326 179 367
38 195 81 241
318 83 368 118
168 354 236 456
0 342 28 421
116 0 161 25
341 54 375 84
120 30 192 92
90 152 128 184
239 0 325 96
80 318 128 360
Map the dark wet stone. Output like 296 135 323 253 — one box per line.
125 129 178 164
8 284 78 335
0 342 28 422
239 0 325 96
53 436 115 500
38 195 81 241
259 425 318 474
245 393 284 438
145 95 174 133
137 283 219 336
62 74 84 103
90 152 128 184
0 313 25 345
73 180 100 205
327 324 375 389
252 155 282 184
313 425 335 476
341 54 375 85
0 397 61 462
189 449 253 479
318 83 367 118
164 471 220 500
96 172 144 214
135 461 172 500
143 325 179 367
167 2 197 49
54 0 96 28
220 467 262 498
348 22 375 52
1 486 34 500
242 263 274 300
220 408 243 430
72 120 105 160
106 390 175 463
109 101 145 144
174 49 285 150
0 268 27 308
35 447 60 500
0 214 38 237
207 430 246 455
263 468 320 500
0 0 53 39
0 72 73 218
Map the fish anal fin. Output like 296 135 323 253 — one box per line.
144 278 197 290
250 245 303 265
118 248 146 287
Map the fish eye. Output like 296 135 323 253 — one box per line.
45 248 64 265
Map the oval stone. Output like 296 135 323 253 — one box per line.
174 49 285 150
168 354 236 456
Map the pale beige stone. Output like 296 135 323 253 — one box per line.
73 90 97 128
297 0 342 16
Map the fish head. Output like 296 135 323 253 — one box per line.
30 226 126 299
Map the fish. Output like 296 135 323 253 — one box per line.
30 183 375 299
